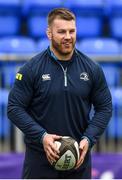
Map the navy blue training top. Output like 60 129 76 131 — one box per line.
7 48 112 152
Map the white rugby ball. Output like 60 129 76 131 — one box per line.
52 136 80 171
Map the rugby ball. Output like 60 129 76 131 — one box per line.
52 136 80 171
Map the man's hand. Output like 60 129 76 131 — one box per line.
75 138 89 169
42 133 62 164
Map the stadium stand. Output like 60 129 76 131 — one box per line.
23 0 62 16
109 0 122 16
63 0 104 16
0 16 20 36
110 17 122 39
0 0 122 155
0 0 21 15
0 1 21 37
27 16 47 38
37 38 49 52
0 37 36 88
1 62 24 89
0 37 36 54
108 88 122 138
78 38 120 55
101 64 120 87
76 17 102 39
0 89 9 138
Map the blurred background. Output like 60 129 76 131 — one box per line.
0 0 122 179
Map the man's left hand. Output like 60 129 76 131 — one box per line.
75 138 89 169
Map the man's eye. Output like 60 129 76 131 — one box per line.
58 31 65 34
70 30 75 33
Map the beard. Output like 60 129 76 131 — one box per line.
51 37 76 56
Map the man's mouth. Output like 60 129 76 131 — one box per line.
63 42 72 46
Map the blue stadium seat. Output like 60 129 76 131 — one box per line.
119 42 122 54
110 17 122 39
0 16 20 36
76 17 102 39
0 37 36 88
101 64 120 87
111 88 122 108
23 0 62 16
108 117 122 138
103 0 112 16
1 62 24 89
28 16 47 38
108 0 122 15
108 88 122 138
78 38 120 55
0 37 36 54
0 89 10 138
37 39 49 52
0 0 21 15
0 66 2 87
63 0 104 16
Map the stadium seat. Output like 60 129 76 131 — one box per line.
1 62 24 89
108 117 122 138
110 17 122 39
78 38 120 55
0 37 36 88
76 17 102 39
0 16 20 36
23 0 62 16
108 0 122 15
108 88 122 138
0 66 2 87
103 0 112 16
63 0 104 16
0 89 10 138
0 0 21 15
119 41 122 54
28 16 47 38
0 37 36 54
37 39 49 52
101 64 120 87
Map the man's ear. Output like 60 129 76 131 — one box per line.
46 27 52 40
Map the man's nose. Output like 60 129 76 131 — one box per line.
65 32 71 39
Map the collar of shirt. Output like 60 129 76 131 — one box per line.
48 46 77 62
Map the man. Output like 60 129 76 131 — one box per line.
7 8 112 179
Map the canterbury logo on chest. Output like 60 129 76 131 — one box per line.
42 74 51 81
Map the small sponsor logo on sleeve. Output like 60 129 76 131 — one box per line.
16 73 23 80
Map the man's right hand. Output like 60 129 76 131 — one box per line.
42 133 62 164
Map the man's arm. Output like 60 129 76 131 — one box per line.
76 64 112 169
83 64 112 147
7 62 46 146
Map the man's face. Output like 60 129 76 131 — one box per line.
48 18 76 56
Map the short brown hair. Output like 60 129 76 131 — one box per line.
47 8 76 26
